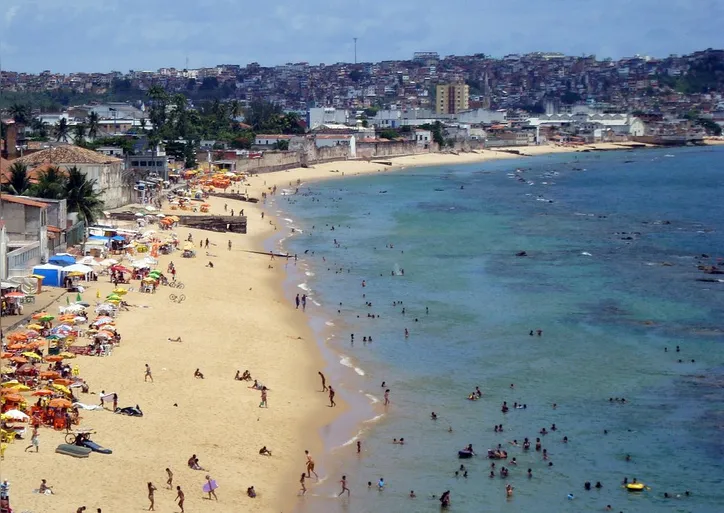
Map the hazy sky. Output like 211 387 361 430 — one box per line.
2 0 722 73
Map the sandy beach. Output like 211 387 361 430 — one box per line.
1 141 692 513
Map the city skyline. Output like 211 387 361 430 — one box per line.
1 0 722 73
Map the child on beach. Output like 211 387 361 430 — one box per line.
175 486 184 513
299 473 307 495
166 468 173 489
338 475 350 497
259 386 268 408
144 364 153 383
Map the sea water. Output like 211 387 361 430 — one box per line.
273 146 724 513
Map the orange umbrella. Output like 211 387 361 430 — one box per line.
8 343 27 350
10 356 28 364
3 393 23 402
31 312 49 320
52 378 72 386
48 398 72 409
32 389 54 396
39 371 61 379
45 355 64 362
1 352 12 359
7 333 27 341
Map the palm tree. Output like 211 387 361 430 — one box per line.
54 118 70 142
1 162 32 195
30 117 49 139
30 165 67 199
64 166 104 225
139 117 147 132
86 112 100 139
8 103 30 124
73 123 87 146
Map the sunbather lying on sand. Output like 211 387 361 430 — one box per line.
168 336 182 342
194 369 205 379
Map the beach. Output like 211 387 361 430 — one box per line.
3 140 715 513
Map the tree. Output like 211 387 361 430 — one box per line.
183 141 197 169
73 123 87 146
245 100 284 132
1 162 32 195
8 103 30 124
273 140 289 150
30 165 67 199
139 117 147 132
86 111 100 139
64 166 104 225
30 117 49 139
147 85 169 137
54 118 70 142
378 129 399 140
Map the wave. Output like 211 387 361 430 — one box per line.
298 283 311 292
364 414 385 424
339 355 365 375
283 217 294 223
305 271 315 277
325 320 335 326
365 393 380 404
339 430 363 448
313 300 321 307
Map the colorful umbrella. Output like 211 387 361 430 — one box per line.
2 393 23 403
45 355 65 362
50 384 71 395
112 288 128 295
32 389 54 396
21 352 41 360
48 398 72 409
39 315 55 322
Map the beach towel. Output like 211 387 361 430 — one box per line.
73 402 104 411
202 480 219 493
100 393 116 403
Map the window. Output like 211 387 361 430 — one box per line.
131 160 139 166
140 161 147 167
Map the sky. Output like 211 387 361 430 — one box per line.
1 0 723 73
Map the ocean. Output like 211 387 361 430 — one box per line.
271 146 724 513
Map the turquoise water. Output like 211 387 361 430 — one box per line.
275 146 724 513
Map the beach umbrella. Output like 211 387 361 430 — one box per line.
1 409 29 421
45 355 64 362
112 288 128 295
48 397 72 409
8 384 31 392
8 343 27 350
50 384 71 395
4 291 25 298
1 352 12 359
32 389 54 397
58 352 76 359
1 380 20 387
0 366 14 374
31 312 49 320
21 352 41 360
9 356 28 364
2 393 23 403
39 315 55 322
39 371 61 379
106 294 122 301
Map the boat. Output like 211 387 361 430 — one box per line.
458 450 474 459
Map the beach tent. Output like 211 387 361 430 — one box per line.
32 263 65 287
64 263 94 275
49 254 76 267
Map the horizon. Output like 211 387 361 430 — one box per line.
1 0 722 74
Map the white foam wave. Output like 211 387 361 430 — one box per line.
339 430 363 447
325 320 335 326
298 283 311 292
312 300 321 307
364 414 385 424
283 217 294 223
339 356 365 375
365 393 380 404
305 271 315 277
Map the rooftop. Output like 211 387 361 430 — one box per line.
13 145 123 166
0 194 49 209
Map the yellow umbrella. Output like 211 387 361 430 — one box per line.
58 352 76 359
1 380 20 388
9 384 31 392
27 324 44 330
50 383 71 395
21 352 42 360
112 288 128 295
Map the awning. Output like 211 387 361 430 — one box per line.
1 281 19 289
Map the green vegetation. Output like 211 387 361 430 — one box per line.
378 129 400 140
1 163 105 224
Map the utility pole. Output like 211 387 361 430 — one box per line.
353 38 358 64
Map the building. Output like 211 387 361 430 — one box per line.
307 108 350 130
127 152 169 180
12 144 133 209
414 129 432 147
0 194 49 278
435 83 470 115
254 135 294 147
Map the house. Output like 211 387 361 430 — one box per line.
414 129 432 147
0 194 49 278
254 135 294 147
11 144 133 209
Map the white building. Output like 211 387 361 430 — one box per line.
414 129 432 146
307 108 351 130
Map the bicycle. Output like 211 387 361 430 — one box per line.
168 294 186 303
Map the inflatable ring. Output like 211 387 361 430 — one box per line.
625 483 645 491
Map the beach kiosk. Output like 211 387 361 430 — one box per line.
31 263 65 287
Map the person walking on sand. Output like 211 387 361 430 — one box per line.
329 385 336 407
305 450 319 479
205 475 218 500
166 468 173 489
24 425 39 452
338 475 350 497
147 482 157 511
175 486 185 513
318 371 328 391
299 473 307 495
144 364 153 382
259 386 268 408
228 240 232 251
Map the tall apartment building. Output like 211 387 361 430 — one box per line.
435 82 470 115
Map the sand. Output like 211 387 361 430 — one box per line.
1 141 687 513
